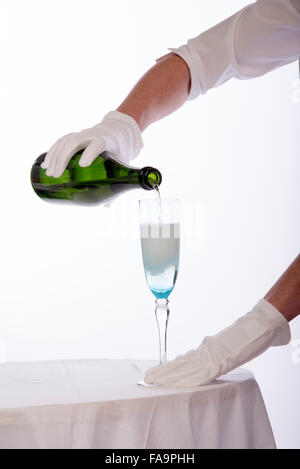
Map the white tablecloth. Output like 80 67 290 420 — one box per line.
0 359 276 449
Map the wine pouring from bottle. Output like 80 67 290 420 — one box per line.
31 151 162 206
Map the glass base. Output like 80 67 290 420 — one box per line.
136 379 155 387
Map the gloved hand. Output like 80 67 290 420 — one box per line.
144 299 291 387
41 111 144 177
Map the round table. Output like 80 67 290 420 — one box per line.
0 359 276 449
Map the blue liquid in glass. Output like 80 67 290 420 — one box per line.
141 223 180 299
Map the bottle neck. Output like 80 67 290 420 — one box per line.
139 167 162 190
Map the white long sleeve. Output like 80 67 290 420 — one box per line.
164 0 300 100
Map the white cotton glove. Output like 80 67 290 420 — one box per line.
41 111 144 178
144 299 291 387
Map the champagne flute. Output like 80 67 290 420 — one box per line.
139 199 180 365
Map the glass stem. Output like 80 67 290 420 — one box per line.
155 299 170 365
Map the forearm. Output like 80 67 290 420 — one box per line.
116 53 191 132
264 254 300 322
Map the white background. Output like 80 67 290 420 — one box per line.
0 0 299 449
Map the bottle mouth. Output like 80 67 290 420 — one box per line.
139 167 162 190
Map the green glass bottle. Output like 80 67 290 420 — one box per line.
31 152 162 205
